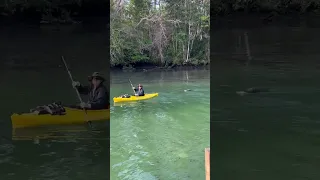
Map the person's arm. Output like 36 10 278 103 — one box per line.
76 85 90 95
132 87 138 95
133 87 137 92
90 88 107 109
73 81 90 95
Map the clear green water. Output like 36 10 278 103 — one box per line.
110 70 210 180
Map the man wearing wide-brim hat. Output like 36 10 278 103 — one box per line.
72 72 109 109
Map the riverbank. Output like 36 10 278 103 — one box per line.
212 0 320 15
212 12 320 29
3 8 320 69
110 64 210 72
0 0 108 25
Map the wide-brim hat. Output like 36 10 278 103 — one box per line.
88 72 105 82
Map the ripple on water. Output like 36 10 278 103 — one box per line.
111 76 209 180
0 143 14 164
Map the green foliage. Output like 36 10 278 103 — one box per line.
111 0 210 67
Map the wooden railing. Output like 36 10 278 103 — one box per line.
205 148 210 180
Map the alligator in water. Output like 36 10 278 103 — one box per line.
236 87 270 96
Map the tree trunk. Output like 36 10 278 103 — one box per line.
185 20 191 63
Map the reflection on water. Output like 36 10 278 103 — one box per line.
113 101 139 107
11 124 108 141
0 124 110 180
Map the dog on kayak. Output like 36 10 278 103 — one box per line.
30 102 66 115
121 94 131 98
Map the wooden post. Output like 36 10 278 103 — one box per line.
244 32 252 66
205 148 210 180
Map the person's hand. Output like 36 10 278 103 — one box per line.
79 102 91 108
72 81 80 88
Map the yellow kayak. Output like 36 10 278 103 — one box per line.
11 107 110 129
113 93 159 103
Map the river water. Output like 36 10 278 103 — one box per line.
0 25 210 180
0 25 110 180
212 26 320 180
3 22 318 180
110 69 210 180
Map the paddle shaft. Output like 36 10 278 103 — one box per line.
61 56 84 103
61 56 91 127
129 79 136 94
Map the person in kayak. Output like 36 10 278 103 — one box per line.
132 84 145 96
71 72 109 109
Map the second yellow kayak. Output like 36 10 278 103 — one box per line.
113 93 159 103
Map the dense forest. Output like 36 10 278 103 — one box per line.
111 0 320 68
0 0 108 24
1 0 320 68
110 0 210 68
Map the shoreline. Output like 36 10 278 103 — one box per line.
110 64 210 72
212 12 320 29
3 11 320 68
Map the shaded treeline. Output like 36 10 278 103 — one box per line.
110 0 210 68
212 0 320 15
210 0 320 67
0 0 108 24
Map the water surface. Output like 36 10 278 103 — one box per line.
0 25 110 180
110 69 210 180
212 26 320 180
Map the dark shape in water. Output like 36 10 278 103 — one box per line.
236 87 270 96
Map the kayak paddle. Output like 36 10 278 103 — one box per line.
129 79 136 94
61 56 92 128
